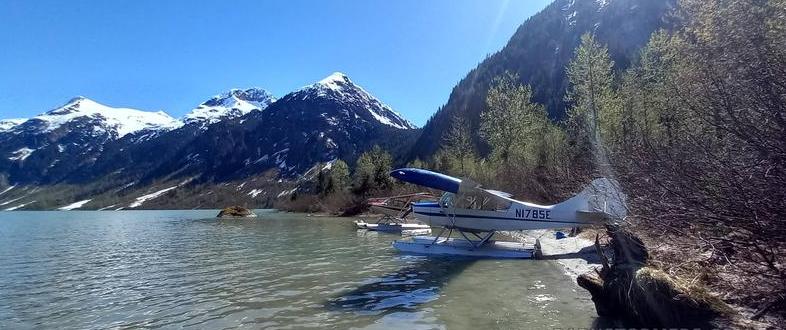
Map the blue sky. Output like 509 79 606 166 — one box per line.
0 0 551 125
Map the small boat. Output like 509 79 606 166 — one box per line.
356 217 431 233
354 220 369 229
367 192 435 218
355 192 435 234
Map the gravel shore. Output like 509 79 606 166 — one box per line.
504 229 602 281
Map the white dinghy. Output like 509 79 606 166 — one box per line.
355 193 435 234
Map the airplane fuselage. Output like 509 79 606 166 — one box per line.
411 201 593 232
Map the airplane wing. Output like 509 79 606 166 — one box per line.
484 189 513 198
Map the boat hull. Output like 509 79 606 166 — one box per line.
366 223 431 233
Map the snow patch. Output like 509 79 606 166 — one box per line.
58 199 92 210
9 147 35 161
566 11 577 26
0 118 25 132
3 200 35 211
129 186 178 208
0 196 23 206
248 189 263 198
276 188 298 198
0 185 16 197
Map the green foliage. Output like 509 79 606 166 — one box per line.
409 0 674 160
481 72 549 168
475 71 571 197
353 145 393 194
565 33 622 177
328 159 350 193
406 158 427 169
566 33 620 138
599 0 786 312
440 115 478 177
618 30 687 150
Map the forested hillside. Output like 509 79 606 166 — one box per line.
303 0 785 325
410 0 674 159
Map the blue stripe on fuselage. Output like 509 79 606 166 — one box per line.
413 211 586 225
412 202 440 208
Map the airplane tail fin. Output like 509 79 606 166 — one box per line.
563 177 627 223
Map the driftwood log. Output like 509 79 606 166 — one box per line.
577 225 735 328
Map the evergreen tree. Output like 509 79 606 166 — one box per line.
353 146 393 194
565 33 620 175
328 159 350 193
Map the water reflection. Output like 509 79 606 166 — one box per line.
328 256 475 314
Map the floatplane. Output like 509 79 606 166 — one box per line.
389 168 627 258
354 192 435 235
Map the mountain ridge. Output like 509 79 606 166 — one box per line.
409 0 675 159
0 72 416 187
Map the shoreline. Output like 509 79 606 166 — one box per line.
503 229 601 281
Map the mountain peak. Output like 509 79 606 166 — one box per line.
66 96 88 104
184 88 276 126
290 73 416 130
34 96 182 138
317 72 351 87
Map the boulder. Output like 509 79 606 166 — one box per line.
217 206 257 218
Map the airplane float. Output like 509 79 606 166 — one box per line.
388 168 627 258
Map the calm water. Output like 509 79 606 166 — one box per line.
0 210 600 329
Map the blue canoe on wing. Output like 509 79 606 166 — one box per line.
390 168 462 193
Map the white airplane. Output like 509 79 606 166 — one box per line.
389 168 627 258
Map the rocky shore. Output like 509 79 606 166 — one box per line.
504 229 601 280
506 227 759 328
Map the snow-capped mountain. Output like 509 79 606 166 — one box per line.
141 72 419 181
0 97 182 184
0 73 418 187
19 96 182 138
183 88 275 127
293 72 416 130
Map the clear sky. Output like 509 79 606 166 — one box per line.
0 0 551 125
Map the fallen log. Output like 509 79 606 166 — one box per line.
577 225 737 328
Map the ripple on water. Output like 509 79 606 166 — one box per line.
0 211 600 329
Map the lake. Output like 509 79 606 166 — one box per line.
0 210 601 329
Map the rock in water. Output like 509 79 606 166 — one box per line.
217 206 256 218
